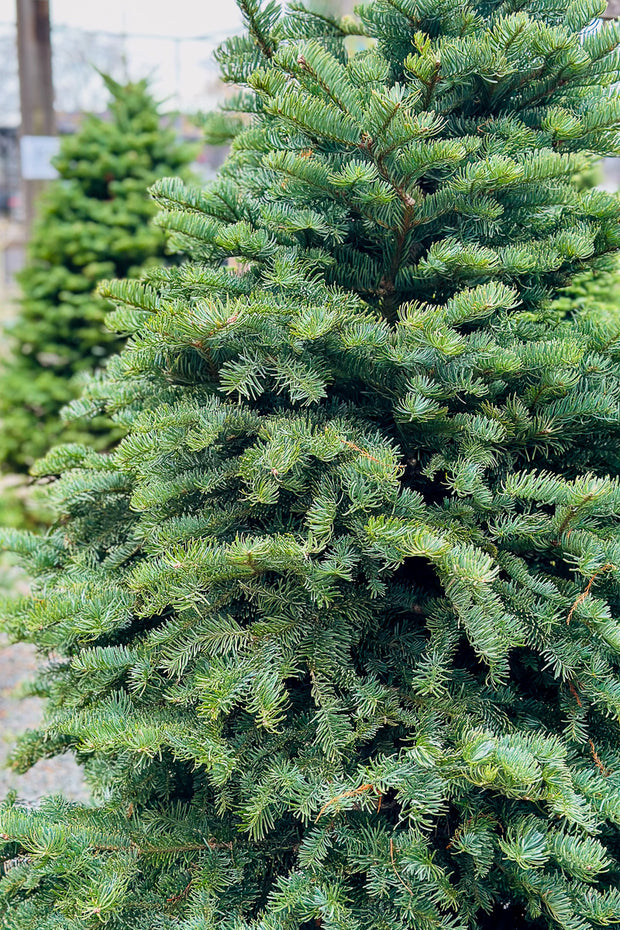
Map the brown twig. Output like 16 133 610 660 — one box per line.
567 564 613 625
589 739 611 777
554 495 594 544
315 783 378 822
389 838 414 896
338 438 380 463
568 682 582 708
167 878 193 905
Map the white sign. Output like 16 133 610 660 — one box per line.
20 135 60 180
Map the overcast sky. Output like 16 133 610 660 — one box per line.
1 0 252 119
45 0 244 36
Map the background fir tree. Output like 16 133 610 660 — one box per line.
553 256 620 323
0 75 193 473
551 161 620 325
3 2 620 929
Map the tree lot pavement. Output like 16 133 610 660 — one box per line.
0 635 86 804
0 551 85 803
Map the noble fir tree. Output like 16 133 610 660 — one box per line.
3 2 620 928
0 76 193 472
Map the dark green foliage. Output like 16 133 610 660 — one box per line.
3 2 620 928
0 76 193 472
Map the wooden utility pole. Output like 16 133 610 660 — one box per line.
16 0 55 234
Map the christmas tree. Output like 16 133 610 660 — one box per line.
3 1 620 927
551 161 620 327
0 76 193 472
553 256 620 324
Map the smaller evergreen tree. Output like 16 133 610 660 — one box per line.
553 257 620 323
551 161 620 325
0 76 193 472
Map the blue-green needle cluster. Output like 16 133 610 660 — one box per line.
3 1 620 927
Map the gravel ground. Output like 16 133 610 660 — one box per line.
0 636 88 803
0 554 87 804
0 235 87 804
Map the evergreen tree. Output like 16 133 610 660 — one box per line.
3 2 620 928
553 257 620 323
0 76 193 472
551 162 620 326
